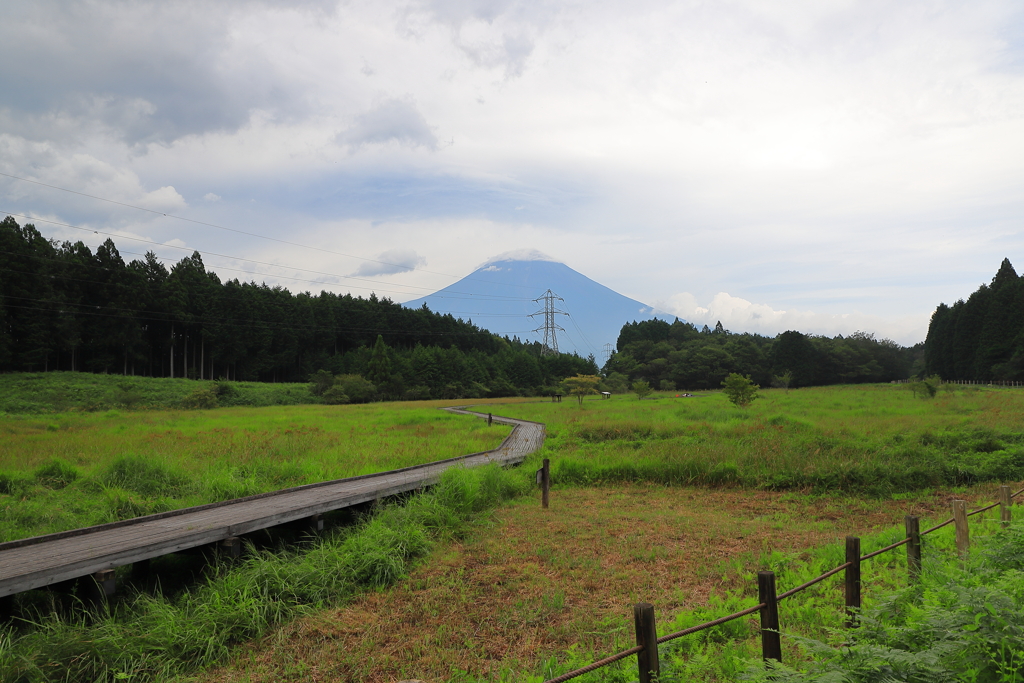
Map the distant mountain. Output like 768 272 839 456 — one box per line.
402 250 677 358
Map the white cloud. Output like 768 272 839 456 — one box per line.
352 247 427 277
656 292 931 345
337 97 438 150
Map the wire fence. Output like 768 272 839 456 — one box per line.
541 483 1024 683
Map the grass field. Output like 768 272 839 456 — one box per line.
0 372 323 414
496 384 1024 494
3 382 1024 682
0 400 519 542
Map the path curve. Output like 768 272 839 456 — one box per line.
0 407 544 599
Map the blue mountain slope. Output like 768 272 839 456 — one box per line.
402 252 677 358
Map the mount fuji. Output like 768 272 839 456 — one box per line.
402 250 677 358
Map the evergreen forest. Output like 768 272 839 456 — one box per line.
605 319 919 390
0 217 597 399
925 258 1024 381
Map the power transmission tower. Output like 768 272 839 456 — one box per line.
530 289 568 355
603 343 614 365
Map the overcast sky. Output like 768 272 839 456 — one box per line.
2 0 1022 345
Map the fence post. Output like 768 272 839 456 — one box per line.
905 515 921 582
541 458 550 509
845 536 861 628
633 602 659 683
952 500 969 559
758 571 782 663
1000 486 1012 529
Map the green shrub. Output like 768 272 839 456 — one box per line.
334 375 377 404
181 388 218 409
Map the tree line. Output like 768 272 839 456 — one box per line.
924 258 1024 381
604 318 919 391
0 216 597 398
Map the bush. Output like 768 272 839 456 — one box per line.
321 386 350 405
181 388 218 410
308 369 334 397
334 375 377 404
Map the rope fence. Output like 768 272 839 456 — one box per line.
540 483 1022 683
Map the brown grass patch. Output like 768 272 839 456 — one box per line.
197 483 1005 683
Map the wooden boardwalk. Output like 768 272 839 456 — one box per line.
0 408 544 600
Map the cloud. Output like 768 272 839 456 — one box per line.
478 248 556 267
352 248 427 277
656 291 931 346
337 97 438 150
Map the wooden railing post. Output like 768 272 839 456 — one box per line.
758 571 782 663
905 515 921 582
952 500 969 559
845 536 861 628
541 458 550 509
633 602 660 683
1000 486 1012 529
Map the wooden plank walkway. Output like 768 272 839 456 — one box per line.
0 408 544 599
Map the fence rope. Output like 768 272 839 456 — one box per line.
656 602 766 644
777 562 851 600
540 483 1023 683
543 645 643 683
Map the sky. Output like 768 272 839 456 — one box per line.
2 0 1023 346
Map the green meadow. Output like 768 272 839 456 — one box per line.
0 401 512 542
2 380 1024 682
500 383 1024 494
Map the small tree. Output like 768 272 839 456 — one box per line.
563 374 601 405
308 369 334 397
771 370 793 392
632 379 652 400
721 373 759 407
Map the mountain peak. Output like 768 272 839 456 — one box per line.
403 256 677 357
477 248 558 269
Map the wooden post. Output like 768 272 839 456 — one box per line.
633 602 660 683
952 500 969 559
82 569 116 611
905 515 921 582
541 458 550 509
0 594 13 622
758 571 782 663
1000 486 1012 529
219 536 242 560
487 412 493 426
845 536 861 628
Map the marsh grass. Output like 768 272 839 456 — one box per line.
0 372 321 414
0 464 531 683
497 384 1024 494
0 402 513 541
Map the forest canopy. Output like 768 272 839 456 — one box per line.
924 258 1024 381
